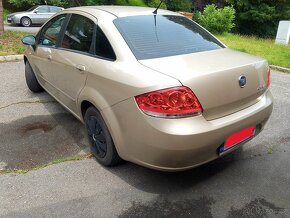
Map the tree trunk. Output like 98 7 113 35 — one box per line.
0 0 4 36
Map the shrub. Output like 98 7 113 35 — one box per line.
194 4 235 34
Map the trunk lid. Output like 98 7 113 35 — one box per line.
139 48 269 120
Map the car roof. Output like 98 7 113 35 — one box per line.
37 5 59 7
65 6 179 18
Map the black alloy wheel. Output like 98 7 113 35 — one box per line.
86 116 107 158
84 106 121 166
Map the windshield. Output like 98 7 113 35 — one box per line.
27 6 38 11
114 15 224 60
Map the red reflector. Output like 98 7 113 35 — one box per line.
224 126 255 149
266 68 271 88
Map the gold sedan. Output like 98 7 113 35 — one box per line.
22 6 273 171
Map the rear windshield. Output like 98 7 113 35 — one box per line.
114 15 224 60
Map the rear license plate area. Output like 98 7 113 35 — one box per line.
218 126 255 155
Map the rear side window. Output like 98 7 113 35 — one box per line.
62 14 94 53
95 27 116 60
50 6 62 13
114 15 224 60
37 6 49 13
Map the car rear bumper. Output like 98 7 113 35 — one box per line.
102 90 273 171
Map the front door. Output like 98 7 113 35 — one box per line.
48 13 96 114
31 14 67 89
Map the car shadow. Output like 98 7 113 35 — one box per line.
101 150 241 194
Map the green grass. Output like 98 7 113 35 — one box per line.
0 31 28 56
0 155 92 175
217 33 290 69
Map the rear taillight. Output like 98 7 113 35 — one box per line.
135 86 203 118
267 67 271 88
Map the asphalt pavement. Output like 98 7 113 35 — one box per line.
0 61 289 218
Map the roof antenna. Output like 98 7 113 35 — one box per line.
153 0 165 14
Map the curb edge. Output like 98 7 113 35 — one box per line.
270 65 290 74
0 55 24 63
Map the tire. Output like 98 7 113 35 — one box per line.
25 62 43 93
84 106 122 166
21 17 32 27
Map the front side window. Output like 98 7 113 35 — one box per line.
39 14 67 47
61 14 94 53
114 15 224 60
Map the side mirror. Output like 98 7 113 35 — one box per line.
22 35 36 46
34 10 38 14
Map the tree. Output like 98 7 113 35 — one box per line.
225 0 290 38
0 0 3 36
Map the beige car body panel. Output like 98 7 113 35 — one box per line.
140 48 269 120
24 6 273 171
102 90 272 171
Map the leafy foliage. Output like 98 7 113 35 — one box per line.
144 0 166 9
225 0 290 38
7 0 69 8
194 4 235 34
114 0 146 6
165 0 192 12
83 0 113 6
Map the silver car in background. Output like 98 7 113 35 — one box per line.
7 5 64 27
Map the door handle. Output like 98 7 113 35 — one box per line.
76 64 86 72
47 55 52 60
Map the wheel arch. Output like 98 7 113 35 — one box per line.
77 86 112 121
81 100 95 119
